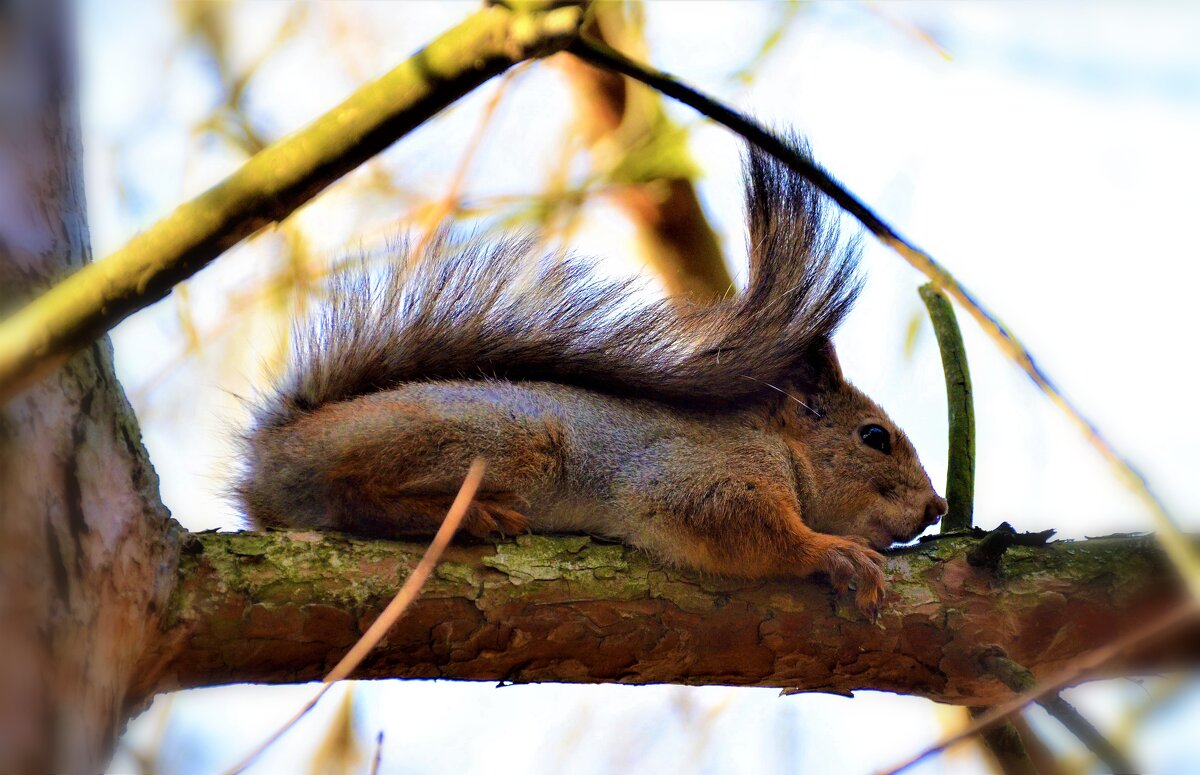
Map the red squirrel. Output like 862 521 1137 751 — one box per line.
239 139 947 614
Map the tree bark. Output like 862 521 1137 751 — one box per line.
140 531 1196 707
0 2 178 770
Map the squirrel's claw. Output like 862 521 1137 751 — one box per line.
811 535 887 618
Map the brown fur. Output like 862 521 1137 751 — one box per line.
238 137 946 614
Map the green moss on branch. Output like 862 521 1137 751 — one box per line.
141 531 1196 706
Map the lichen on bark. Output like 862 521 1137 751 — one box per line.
144 530 1197 707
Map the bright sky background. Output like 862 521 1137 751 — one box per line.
77 2 1200 773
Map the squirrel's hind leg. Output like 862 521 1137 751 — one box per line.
339 491 530 540
245 385 560 537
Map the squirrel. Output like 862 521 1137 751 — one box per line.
238 138 947 615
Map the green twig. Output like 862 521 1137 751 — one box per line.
0 4 583 402
919 283 975 533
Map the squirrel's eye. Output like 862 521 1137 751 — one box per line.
859 424 891 454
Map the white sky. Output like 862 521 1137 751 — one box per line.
78 2 1200 773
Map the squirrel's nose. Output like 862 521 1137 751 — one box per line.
923 496 948 527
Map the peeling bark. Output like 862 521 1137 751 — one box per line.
146 531 1196 707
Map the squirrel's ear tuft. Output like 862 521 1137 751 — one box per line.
804 337 844 390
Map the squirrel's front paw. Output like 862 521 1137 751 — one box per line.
809 535 886 617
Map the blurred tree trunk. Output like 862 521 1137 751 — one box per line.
0 2 178 770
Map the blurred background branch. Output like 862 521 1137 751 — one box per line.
0 2 584 402
555 2 732 301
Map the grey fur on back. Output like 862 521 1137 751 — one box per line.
249 139 862 434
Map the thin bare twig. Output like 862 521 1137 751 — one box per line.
369 731 384 775
862 1 953 62
221 459 486 775
411 66 523 258
567 33 1200 597
1040 693 1132 774
880 600 1199 775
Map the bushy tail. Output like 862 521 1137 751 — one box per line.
249 138 861 434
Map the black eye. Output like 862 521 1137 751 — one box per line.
859 424 891 454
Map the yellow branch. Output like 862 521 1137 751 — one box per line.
0 4 583 401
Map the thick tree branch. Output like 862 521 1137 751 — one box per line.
0 3 583 401
141 531 1197 707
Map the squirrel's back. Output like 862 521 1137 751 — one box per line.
248 140 862 437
